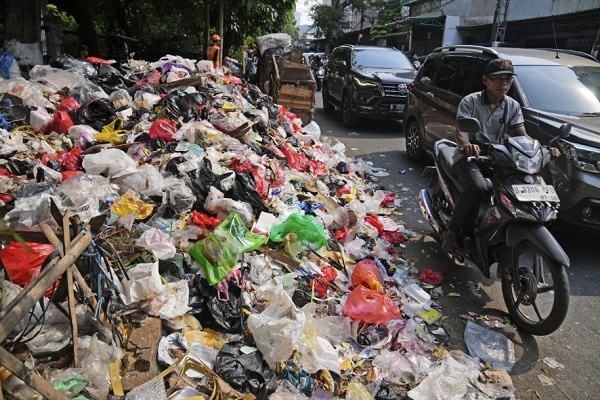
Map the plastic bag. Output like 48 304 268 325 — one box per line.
215 341 276 399
94 118 127 144
82 148 137 178
188 213 267 285
342 286 401 324
0 242 56 286
136 228 176 260
43 109 73 134
418 268 444 285
149 118 178 142
269 213 327 250
464 320 516 372
351 259 384 291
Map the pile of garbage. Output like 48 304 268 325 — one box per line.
0 52 516 400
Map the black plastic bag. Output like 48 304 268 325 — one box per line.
75 99 117 131
225 173 268 216
194 276 244 333
215 341 276 400
176 92 208 122
49 54 98 80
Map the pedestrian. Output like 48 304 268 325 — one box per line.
79 44 89 60
442 59 527 252
206 34 222 68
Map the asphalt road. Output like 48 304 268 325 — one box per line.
312 92 600 400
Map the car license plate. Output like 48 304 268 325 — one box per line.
390 104 405 113
512 184 560 202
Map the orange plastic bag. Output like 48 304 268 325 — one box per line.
342 285 401 324
351 259 384 291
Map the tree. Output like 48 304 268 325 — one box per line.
309 0 372 52
370 0 406 39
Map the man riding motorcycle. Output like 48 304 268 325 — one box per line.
442 59 559 252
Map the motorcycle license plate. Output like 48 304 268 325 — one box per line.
390 104 404 113
512 184 560 202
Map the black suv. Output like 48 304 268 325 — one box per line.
322 45 417 127
403 45 600 232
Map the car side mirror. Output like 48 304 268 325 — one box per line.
457 117 481 133
558 123 571 139
334 60 347 68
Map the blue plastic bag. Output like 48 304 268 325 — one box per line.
0 51 15 79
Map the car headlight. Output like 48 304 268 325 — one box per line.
560 140 600 174
511 147 543 174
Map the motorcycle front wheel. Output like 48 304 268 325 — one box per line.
500 243 569 335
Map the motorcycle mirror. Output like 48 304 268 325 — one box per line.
457 117 481 133
558 123 571 139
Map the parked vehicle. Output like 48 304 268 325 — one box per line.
404 45 600 232
309 54 325 91
420 117 571 335
323 45 417 128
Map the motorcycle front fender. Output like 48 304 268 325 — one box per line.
505 224 570 267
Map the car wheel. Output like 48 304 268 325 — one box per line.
342 93 359 128
405 119 426 162
322 84 335 113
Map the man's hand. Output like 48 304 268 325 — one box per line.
464 143 481 158
550 147 561 158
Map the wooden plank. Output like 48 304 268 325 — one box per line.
0 230 92 343
62 215 79 368
0 347 69 400
279 85 313 99
278 98 314 108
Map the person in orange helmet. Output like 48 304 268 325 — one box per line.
206 34 222 68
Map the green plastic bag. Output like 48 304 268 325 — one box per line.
269 213 327 250
188 213 267 285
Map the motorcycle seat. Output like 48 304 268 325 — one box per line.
438 144 493 193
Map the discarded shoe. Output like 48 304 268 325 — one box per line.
442 230 460 253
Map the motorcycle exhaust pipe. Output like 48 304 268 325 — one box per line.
419 189 441 236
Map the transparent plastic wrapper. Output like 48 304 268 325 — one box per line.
140 279 191 320
344 237 370 260
0 78 53 108
407 351 481 400
209 110 250 134
0 129 28 155
464 320 516 372
113 165 164 197
136 228 176 260
79 334 120 400
133 90 162 112
372 349 416 386
67 124 98 148
315 316 353 345
188 213 267 285
257 33 292 54
82 148 138 178
4 194 54 229
204 186 254 225
57 173 117 222
301 120 321 141
109 88 132 110
48 368 87 398
247 291 305 369
295 303 341 373
125 376 167 400
29 65 89 92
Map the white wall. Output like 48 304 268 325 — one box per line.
442 16 462 46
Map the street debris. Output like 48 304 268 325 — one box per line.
0 46 518 400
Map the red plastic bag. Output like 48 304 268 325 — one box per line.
57 97 81 113
334 226 350 242
309 160 328 176
280 147 310 172
381 230 406 246
134 69 161 87
342 285 401 324
309 265 338 298
61 147 82 171
61 170 83 181
0 242 56 286
418 268 444 285
230 157 253 173
351 259 384 291
191 211 222 229
149 119 178 142
44 110 73 135
365 215 384 235
382 192 396 206
251 167 269 199
269 162 285 188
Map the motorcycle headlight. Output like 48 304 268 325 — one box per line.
560 140 600 174
511 147 543 174
500 194 537 221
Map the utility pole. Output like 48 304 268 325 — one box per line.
218 0 224 68
491 0 510 47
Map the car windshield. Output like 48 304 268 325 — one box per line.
351 49 413 69
515 65 600 115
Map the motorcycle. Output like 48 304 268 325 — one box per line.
419 117 571 335
310 57 325 91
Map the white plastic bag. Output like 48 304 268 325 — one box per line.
136 228 176 260
82 148 138 178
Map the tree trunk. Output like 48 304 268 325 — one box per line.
3 0 44 65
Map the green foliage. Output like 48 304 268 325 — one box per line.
310 4 350 41
47 4 78 31
370 0 406 39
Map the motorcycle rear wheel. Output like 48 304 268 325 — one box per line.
500 243 569 335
